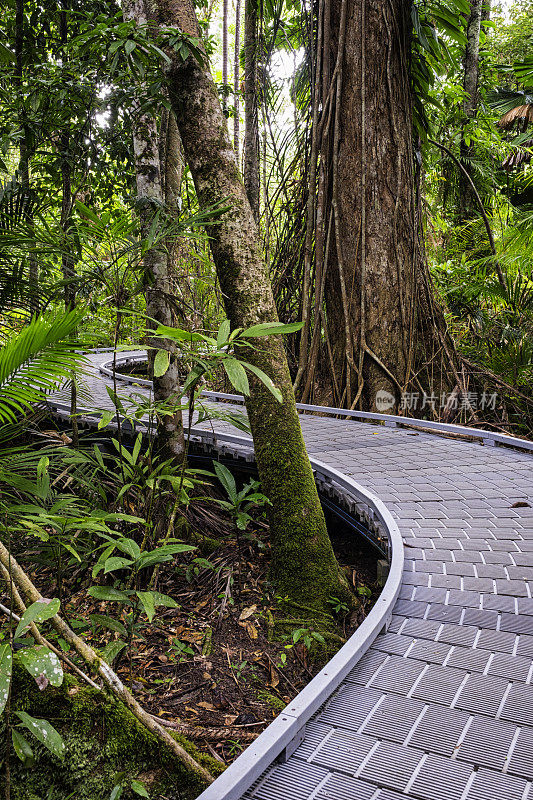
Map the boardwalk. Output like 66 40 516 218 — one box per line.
51 352 533 800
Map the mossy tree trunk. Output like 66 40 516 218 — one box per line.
123 0 185 461
151 0 353 615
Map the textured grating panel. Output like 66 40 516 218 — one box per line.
507 727 533 779
249 761 329 800
408 753 473 800
408 705 469 757
411 664 467 706
466 767 528 800
361 695 425 743
310 730 376 774
500 683 533 726
346 651 389 684
292 722 332 761
455 717 517 770
314 774 377 799
372 633 413 656
318 685 384 730
488 651 532 682
358 740 423 792
368 656 426 695
454 673 509 717
437 624 479 647
446 645 491 673
408 639 452 665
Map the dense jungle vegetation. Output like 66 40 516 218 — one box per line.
0 0 532 796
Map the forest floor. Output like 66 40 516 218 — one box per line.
6 481 379 768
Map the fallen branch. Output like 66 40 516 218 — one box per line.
0 541 213 786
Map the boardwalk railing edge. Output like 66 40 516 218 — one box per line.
101 353 533 454
47 391 404 800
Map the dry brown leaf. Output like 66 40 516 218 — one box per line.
224 714 238 726
197 701 216 711
268 664 279 688
239 605 257 621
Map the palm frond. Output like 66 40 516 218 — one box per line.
0 309 87 423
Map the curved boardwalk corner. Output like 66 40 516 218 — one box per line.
50 352 533 800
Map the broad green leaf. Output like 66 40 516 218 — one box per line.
153 324 205 342
149 592 179 609
136 591 156 622
0 42 15 63
15 711 65 758
153 348 170 378
90 614 127 636
241 321 303 338
74 199 101 224
104 556 134 574
15 599 60 639
0 644 12 713
88 586 133 604
131 780 149 797
12 729 34 767
100 640 127 664
223 357 250 395
110 785 124 800
17 646 63 687
114 537 141 561
217 319 231 347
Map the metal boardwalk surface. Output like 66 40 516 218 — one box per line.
53 353 533 800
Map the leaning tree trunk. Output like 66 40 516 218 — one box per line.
153 0 352 615
243 0 260 220
320 0 418 412
122 0 185 462
458 0 483 221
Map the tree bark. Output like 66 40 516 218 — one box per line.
458 0 483 220
233 0 241 159
154 0 352 614
123 0 185 462
243 0 260 220
321 0 418 411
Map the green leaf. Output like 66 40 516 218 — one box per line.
15 599 60 639
98 410 115 430
88 586 133 604
110 785 123 800
135 591 156 622
15 711 65 758
0 42 15 62
131 780 149 798
125 39 136 55
103 556 134 574
153 349 170 378
149 591 179 608
242 363 282 402
17 646 63 687
114 538 141 561
137 544 195 570
90 614 127 636
241 321 303 337
100 640 127 664
223 357 250 395
0 644 12 713
12 729 34 767
213 461 237 503
74 199 101 224
216 319 231 347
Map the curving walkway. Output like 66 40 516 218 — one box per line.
50 352 533 800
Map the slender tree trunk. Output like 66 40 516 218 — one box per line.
123 0 185 462
14 0 38 310
222 0 229 113
233 0 241 159
458 0 483 220
243 0 260 220
154 0 352 615
59 3 79 446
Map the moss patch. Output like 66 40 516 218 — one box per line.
1 666 222 800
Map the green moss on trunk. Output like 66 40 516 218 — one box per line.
1 667 221 800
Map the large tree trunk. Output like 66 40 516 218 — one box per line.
154 0 352 615
243 0 260 220
320 0 418 411
123 0 185 462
